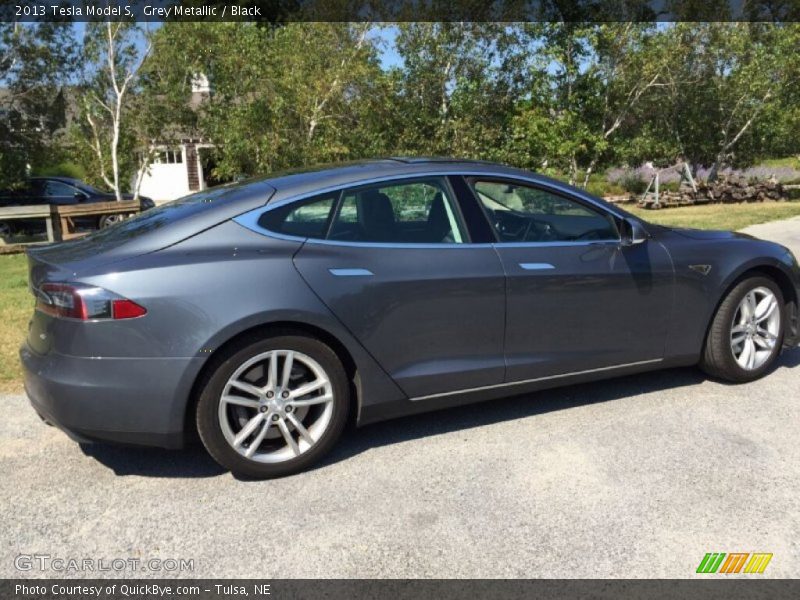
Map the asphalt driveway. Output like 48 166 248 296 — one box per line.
0 217 798 579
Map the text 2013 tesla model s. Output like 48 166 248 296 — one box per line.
20 159 800 477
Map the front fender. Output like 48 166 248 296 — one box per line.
660 232 800 360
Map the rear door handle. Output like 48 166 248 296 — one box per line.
328 268 374 277
518 263 555 271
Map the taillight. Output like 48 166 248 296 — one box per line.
36 283 147 321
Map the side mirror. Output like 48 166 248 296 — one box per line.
621 218 649 246
74 192 88 202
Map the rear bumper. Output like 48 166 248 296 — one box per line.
20 343 203 449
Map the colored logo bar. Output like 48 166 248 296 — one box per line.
696 553 772 574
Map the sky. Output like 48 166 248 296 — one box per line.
72 22 404 70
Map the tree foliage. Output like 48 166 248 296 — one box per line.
4 22 800 192
0 22 76 188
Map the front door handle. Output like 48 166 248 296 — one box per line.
518 263 555 271
328 268 374 277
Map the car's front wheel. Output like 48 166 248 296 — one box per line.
196 333 350 478
701 275 785 382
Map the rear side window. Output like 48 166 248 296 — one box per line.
257 192 336 238
328 178 467 244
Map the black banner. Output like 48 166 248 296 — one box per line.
2 0 800 23
2 579 800 600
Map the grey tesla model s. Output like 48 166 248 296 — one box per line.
20 159 800 477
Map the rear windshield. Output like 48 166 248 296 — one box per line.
28 186 243 265
80 186 235 244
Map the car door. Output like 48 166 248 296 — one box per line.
279 176 507 399
462 176 674 383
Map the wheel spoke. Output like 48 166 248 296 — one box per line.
233 414 264 447
277 419 300 456
245 421 271 458
287 413 314 445
740 292 756 322
731 333 747 347
281 351 294 389
291 393 333 407
222 395 260 409
290 378 326 399
267 352 278 390
746 338 756 369
737 337 752 368
753 334 773 350
757 328 776 340
229 380 263 398
755 296 777 323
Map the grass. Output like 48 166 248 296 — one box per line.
759 156 800 170
0 254 30 393
0 201 799 391
626 201 800 231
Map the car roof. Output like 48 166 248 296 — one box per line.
260 158 536 198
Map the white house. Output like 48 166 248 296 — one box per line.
136 75 215 204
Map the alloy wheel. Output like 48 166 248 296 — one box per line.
218 350 334 463
729 286 781 371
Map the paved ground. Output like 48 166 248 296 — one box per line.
0 217 798 579
743 215 800 258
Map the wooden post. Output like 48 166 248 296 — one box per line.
654 172 660 208
45 214 54 243
50 205 63 242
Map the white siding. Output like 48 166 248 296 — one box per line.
138 162 192 203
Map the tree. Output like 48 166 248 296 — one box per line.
642 23 799 178
147 22 391 179
392 22 519 160
509 23 665 186
0 22 76 187
77 22 152 199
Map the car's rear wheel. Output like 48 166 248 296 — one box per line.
701 276 784 382
196 333 350 478
98 214 125 229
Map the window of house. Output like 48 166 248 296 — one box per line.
153 149 184 164
471 180 619 243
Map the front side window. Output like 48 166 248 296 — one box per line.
328 178 466 244
471 180 618 243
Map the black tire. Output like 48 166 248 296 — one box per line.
700 275 785 382
196 332 350 478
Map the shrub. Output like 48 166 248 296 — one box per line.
32 162 87 181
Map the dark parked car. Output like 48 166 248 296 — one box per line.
20 159 800 478
0 176 155 237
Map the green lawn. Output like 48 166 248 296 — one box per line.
1 201 799 391
0 254 30 393
626 201 800 231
